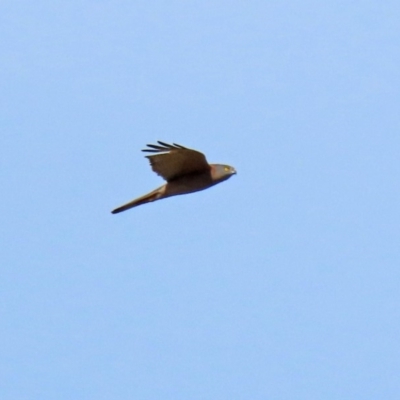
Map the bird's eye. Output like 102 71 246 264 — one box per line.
224 166 229 171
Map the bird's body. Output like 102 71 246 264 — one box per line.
111 141 236 213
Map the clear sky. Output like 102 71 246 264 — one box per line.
2 1 400 399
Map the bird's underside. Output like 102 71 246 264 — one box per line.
111 141 236 213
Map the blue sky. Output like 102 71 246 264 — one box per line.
2 1 400 399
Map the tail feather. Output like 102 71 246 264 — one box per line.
111 186 164 214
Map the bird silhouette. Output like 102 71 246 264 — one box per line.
111 141 236 213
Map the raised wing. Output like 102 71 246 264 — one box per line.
142 141 210 181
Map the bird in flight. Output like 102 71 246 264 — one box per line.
111 141 236 213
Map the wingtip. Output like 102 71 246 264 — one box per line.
142 141 187 153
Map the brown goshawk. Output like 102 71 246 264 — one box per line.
111 141 236 213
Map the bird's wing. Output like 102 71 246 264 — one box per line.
142 141 210 181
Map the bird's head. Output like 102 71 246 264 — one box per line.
210 164 237 182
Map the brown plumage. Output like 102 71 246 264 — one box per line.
111 141 236 213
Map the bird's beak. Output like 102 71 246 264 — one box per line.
232 168 237 175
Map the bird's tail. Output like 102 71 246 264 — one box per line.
111 186 165 214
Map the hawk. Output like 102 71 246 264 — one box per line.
111 141 236 213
